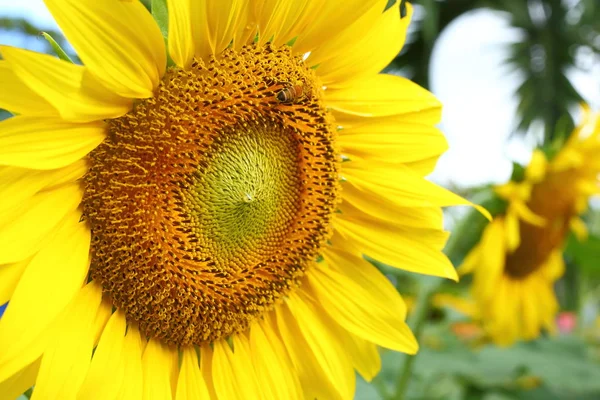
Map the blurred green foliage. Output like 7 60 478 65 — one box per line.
388 0 600 142
0 17 67 54
357 333 600 400
565 233 600 279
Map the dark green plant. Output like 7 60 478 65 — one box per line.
388 0 599 143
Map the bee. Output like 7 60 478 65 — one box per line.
276 83 305 104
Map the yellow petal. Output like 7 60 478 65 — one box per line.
314 249 417 353
405 156 444 177
192 0 245 60
512 201 546 227
255 0 317 48
269 0 315 48
432 293 480 319
537 276 559 329
471 219 506 302
254 0 291 46
457 243 481 276
190 0 211 59
209 0 246 55
77 310 127 400
313 308 381 382
495 181 531 201
537 278 559 332
537 282 559 333
44 0 166 98
0 184 83 265
0 61 56 116
274 304 346 400
248 320 302 400
339 121 448 165
550 147 583 172
0 160 87 219
487 277 518 345
116 325 144 400
570 216 589 241
343 160 491 219
326 74 441 118
286 292 356 400
212 336 261 400
91 300 113 349
0 211 90 383
333 107 442 130
199 345 217 400
168 0 195 68
0 358 40 400
525 149 547 182
231 1 256 49
292 0 383 55
492 278 520 345
176 347 210 400
141 339 176 400
0 258 30 306
0 46 132 122
575 196 590 215
343 333 380 382
341 182 444 229
315 2 411 86
520 280 541 340
540 249 565 281
0 116 105 170
31 283 102 400
334 214 457 280
505 210 520 252
305 0 384 68
577 179 600 196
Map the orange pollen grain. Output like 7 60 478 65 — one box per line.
82 44 340 345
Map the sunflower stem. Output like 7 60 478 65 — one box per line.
391 209 478 399
372 374 393 400
392 277 441 399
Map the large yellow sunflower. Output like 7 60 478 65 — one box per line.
0 1 479 398
460 108 600 346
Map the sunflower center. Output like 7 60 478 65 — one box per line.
82 44 339 345
505 171 575 279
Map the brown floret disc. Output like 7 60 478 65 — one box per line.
82 44 339 345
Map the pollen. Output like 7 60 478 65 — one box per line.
82 44 340 345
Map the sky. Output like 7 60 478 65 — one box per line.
429 8 600 186
1 1 599 187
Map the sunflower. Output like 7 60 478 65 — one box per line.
460 108 600 346
0 0 478 398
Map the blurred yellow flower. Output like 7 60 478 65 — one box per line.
460 107 600 345
432 293 481 320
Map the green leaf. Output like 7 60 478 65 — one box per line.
539 136 566 163
151 0 168 41
40 32 73 63
564 233 600 278
0 109 11 121
355 375 385 400
150 0 176 68
407 335 600 397
510 162 526 182
495 0 585 142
